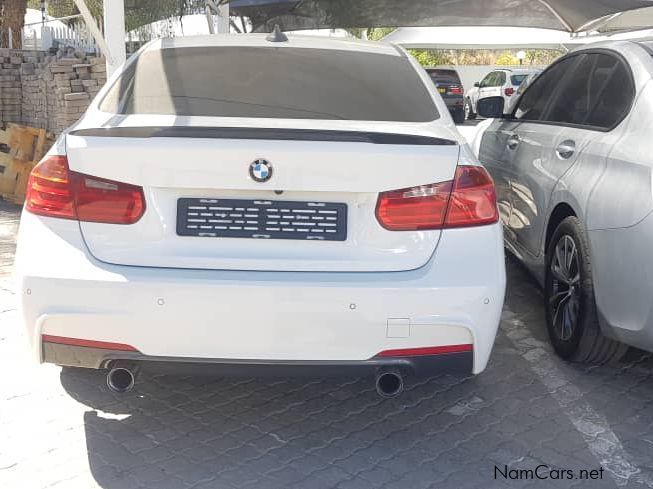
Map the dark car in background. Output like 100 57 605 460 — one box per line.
426 68 465 124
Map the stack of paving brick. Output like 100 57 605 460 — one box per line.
19 51 48 128
0 49 25 127
0 48 107 137
47 57 87 132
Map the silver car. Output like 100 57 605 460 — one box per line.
477 39 653 363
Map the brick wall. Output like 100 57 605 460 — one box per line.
0 48 107 136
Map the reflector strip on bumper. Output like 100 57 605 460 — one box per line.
42 334 139 352
375 344 472 357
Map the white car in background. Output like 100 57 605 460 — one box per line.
465 68 540 119
15 33 506 398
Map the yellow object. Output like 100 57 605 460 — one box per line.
0 124 53 205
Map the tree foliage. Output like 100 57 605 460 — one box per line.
408 49 449 67
408 48 560 67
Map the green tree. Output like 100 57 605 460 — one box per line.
408 49 452 67
525 49 561 65
495 51 518 65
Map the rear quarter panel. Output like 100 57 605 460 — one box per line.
585 79 653 231
582 51 653 346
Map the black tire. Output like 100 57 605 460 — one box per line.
544 217 627 364
452 108 465 125
464 98 476 120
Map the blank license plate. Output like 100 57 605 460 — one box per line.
177 198 347 241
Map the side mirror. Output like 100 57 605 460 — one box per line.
477 96 506 118
474 82 480 87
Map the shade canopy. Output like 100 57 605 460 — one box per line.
382 27 576 50
227 0 653 34
382 26 653 51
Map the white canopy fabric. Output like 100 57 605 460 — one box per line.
591 7 653 32
228 0 653 34
382 26 653 51
382 27 576 50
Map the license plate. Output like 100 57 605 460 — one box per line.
177 198 347 241
438 87 446 94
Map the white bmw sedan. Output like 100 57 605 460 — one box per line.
15 34 505 397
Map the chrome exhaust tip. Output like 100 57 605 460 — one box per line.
375 371 404 398
106 364 137 393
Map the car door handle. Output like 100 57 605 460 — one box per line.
506 134 520 150
556 140 576 159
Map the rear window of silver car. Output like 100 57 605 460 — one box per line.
100 46 439 122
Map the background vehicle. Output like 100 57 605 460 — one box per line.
426 68 465 124
15 35 505 396
465 68 539 120
477 40 653 363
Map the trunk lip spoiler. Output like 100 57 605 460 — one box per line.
68 126 458 146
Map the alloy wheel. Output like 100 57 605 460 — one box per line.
549 235 581 341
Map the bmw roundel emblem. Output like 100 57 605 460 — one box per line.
249 159 273 183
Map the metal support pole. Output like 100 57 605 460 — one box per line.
72 0 115 70
206 0 230 34
216 2 229 34
102 0 126 76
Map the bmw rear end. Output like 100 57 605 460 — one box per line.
426 68 465 123
15 35 505 395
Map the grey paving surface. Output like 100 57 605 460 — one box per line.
1 199 652 489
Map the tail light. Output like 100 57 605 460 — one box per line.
504 87 515 96
26 155 145 224
376 165 498 231
448 86 463 95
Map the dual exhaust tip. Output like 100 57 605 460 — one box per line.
106 363 137 393
106 364 405 398
375 371 404 398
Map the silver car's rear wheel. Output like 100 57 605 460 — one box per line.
549 235 580 341
545 216 627 363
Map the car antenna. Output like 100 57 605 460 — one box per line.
266 24 288 42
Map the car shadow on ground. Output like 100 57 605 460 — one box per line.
58 254 653 489
61 367 487 488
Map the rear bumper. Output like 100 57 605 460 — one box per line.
42 341 473 377
16 212 505 375
589 211 653 352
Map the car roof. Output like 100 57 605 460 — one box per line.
143 34 402 57
487 68 537 74
567 39 642 55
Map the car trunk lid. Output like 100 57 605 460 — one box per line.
66 119 460 272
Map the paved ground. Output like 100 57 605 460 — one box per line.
1 199 653 489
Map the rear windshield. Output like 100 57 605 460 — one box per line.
510 74 529 86
427 69 460 84
100 46 439 122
